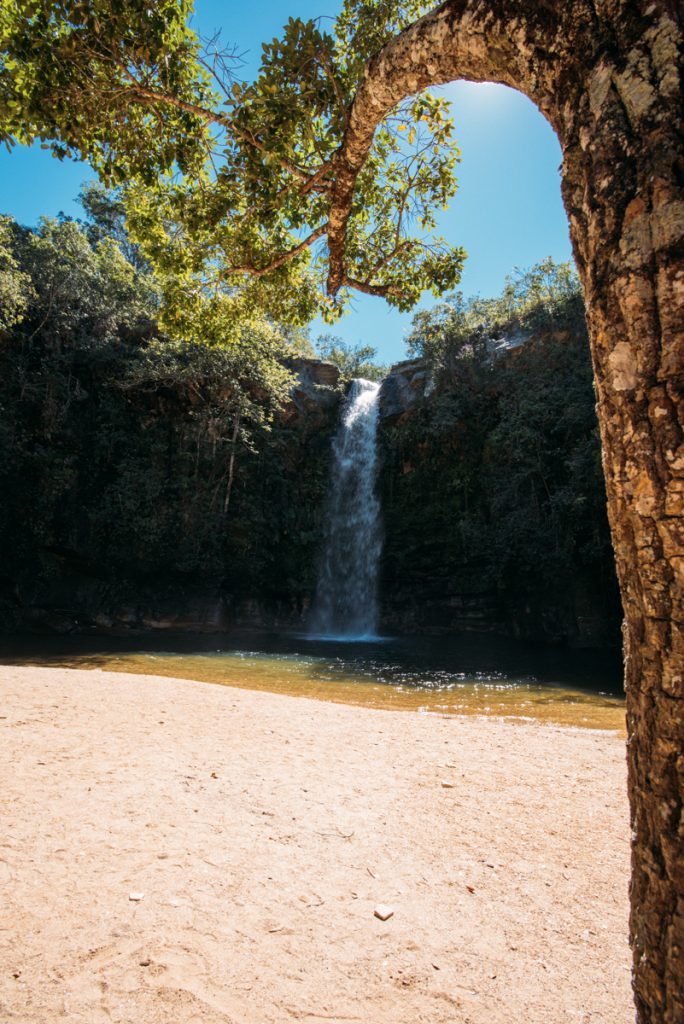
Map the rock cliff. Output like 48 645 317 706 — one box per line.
376 332 621 647
0 357 342 635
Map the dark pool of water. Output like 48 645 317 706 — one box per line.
0 628 625 731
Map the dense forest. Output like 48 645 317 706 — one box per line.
0 197 619 644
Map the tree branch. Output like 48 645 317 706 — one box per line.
318 47 350 128
341 275 402 298
110 61 232 129
224 223 328 278
324 0 526 296
113 63 323 187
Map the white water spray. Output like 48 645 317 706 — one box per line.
309 379 382 639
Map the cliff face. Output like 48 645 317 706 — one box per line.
375 335 622 647
378 359 430 421
0 358 342 635
0 332 620 647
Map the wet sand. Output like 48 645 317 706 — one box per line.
0 638 627 732
0 664 631 1023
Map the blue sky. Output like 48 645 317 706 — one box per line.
0 1 572 365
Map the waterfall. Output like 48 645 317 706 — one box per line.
309 378 382 639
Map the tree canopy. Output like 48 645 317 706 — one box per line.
0 206 336 616
314 334 386 380
0 0 464 340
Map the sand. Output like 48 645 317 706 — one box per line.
0 664 631 1024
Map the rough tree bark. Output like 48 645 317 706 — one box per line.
326 2 683 1019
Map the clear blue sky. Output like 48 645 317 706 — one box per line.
0 0 573 365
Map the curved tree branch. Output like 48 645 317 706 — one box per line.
325 0 550 295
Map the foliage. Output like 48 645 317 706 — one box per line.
0 0 464 330
12 215 159 348
78 181 148 271
0 208 336 624
315 334 387 381
0 0 209 180
406 258 585 383
496 258 583 331
0 215 33 331
379 265 619 643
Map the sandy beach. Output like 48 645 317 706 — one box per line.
1 664 631 1023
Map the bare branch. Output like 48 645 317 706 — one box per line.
197 29 245 99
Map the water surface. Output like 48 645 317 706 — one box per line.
0 630 625 732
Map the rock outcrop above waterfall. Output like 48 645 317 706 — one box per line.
378 335 537 424
286 356 341 390
281 357 342 422
379 359 430 421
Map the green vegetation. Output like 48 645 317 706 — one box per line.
0 214 618 645
0 0 462 333
0 207 338 628
406 258 585 382
380 261 620 643
315 336 387 382
0 215 32 330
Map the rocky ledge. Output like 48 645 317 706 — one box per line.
379 359 430 422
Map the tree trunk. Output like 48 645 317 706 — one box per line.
554 15 684 1019
223 413 241 516
328 2 683 1018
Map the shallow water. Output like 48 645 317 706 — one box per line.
0 629 626 732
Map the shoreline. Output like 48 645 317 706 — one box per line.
0 641 627 732
1 664 631 1023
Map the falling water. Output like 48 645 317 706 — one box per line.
309 378 382 639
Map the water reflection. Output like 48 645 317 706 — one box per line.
0 629 625 732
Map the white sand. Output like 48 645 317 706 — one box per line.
0 664 631 1023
